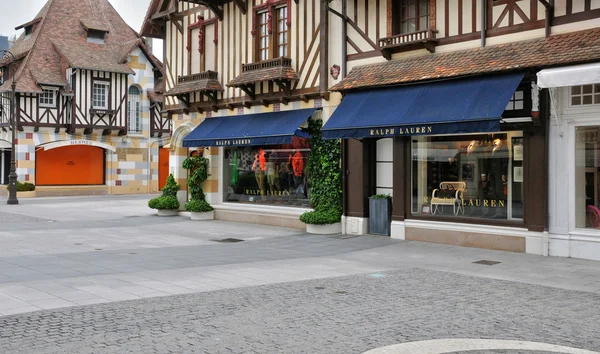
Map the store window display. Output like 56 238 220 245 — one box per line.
575 126 600 229
224 137 311 207
411 132 524 220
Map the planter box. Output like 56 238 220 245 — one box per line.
306 222 342 235
157 209 179 216
369 197 392 236
17 191 36 198
190 210 214 221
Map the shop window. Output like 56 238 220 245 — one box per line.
575 126 600 229
411 132 524 221
571 84 600 106
392 0 429 35
223 138 310 207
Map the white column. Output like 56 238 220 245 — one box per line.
1 150 5 185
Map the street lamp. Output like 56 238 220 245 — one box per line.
0 49 18 205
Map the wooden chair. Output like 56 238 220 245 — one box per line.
431 181 466 216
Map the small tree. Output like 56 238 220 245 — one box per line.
148 174 180 210
182 153 213 212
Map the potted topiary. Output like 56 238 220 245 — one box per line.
148 174 180 216
369 194 392 236
299 118 343 234
182 152 214 221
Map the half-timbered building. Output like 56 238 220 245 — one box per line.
142 0 335 227
0 0 170 196
324 1 600 259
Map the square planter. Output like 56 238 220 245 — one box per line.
369 197 392 236
306 222 342 235
157 209 179 216
190 211 215 221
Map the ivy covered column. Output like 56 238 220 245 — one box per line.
300 118 343 225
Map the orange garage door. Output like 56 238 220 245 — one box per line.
36 145 105 185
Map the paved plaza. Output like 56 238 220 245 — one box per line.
0 195 599 353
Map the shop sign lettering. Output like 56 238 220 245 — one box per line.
370 126 433 137
215 139 252 146
424 196 506 208
245 189 291 196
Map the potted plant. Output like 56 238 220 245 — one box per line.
299 118 343 234
148 174 180 216
182 152 214 221
369 194 392 236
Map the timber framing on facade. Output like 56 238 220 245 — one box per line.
141 0 330 114
0 0 166 137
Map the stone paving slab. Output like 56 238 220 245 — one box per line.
0 268 599 354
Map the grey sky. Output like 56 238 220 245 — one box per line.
0 0 163 57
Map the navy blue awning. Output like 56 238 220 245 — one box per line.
322 73 524 139
183 108 316 147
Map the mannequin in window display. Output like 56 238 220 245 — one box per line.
266 152 280 196
253 148 266 198
292 150 305 196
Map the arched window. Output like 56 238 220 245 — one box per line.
128 86 141 134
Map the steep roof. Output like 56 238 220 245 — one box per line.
0 0 163 93
331 27 600 92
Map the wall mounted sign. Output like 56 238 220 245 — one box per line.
42 140 117 152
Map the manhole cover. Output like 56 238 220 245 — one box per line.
210 238 244 243
472 260 501 266
94 248 103 251
125 215 141 218
74 243 83 245
335 290 347 294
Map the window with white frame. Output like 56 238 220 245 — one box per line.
92 81 109 109
128 86 141 133
571 84 600 106
39 89 56 107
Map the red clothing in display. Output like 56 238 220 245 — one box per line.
292 151 304 177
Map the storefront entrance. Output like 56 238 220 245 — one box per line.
36 145 105 185
1 149 9 185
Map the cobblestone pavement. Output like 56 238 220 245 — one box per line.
0 268 599 354
0 210 51 224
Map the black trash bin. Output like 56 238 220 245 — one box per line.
369 196 392 236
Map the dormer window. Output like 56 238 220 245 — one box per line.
25 26 33 39
87 29 106 44
80 18 109 45
15 17 42 40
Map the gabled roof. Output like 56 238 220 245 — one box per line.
331 27 600 92
140 0 168 39
0 0 164 93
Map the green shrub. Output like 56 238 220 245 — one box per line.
148 195 179 210
161 174 180 197
6 181 36 192
185 199 214 213
299 210 342 225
